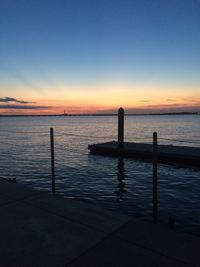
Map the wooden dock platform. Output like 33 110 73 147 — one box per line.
88 141 200 167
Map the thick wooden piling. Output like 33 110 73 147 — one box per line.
50 128 55 194
153 132 158 224
118 107 124 148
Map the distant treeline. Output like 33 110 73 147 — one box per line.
0 112 198 117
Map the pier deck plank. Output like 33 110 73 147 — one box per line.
88 141 200 166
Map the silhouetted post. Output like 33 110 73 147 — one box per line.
153 132 158 224
50 128 55 194
118 107 124 148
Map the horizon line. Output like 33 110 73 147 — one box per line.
0 111 198 118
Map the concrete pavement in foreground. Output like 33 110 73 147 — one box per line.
0 178 199 267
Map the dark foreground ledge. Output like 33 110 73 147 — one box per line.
0 178 200 266
88 141 200 167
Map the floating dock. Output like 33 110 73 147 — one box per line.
88 141 200 167
89 108 200 167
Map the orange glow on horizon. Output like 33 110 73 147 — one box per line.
0 82 200 114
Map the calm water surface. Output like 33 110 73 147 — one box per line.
0 115 200 235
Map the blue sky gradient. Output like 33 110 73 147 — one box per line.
0 0 200 113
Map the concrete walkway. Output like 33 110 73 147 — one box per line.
0 178 199 267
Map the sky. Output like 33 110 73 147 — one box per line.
0 0 200 114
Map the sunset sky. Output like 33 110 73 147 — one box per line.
0 0 200 114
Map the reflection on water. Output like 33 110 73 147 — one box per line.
116 158 127 200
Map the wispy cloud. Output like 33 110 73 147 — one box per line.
166 99 175 102
0 97 34 104
181 97 200 103
0 105 51 110
139 99 152 102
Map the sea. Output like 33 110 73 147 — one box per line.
0 114 200 236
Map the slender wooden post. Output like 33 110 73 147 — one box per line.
153 132 158 224
50 128 55 194
118 107 124 148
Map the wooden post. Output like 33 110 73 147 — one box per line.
50 128 55 194
118 107 124 148
153 132 158 224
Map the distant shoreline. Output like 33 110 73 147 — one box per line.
0 112 198 117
